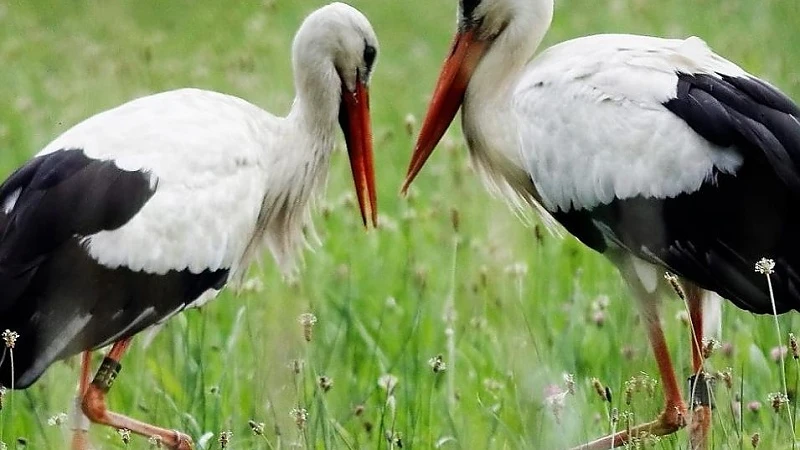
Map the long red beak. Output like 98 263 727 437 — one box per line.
401 29 488 194
340 81 377 227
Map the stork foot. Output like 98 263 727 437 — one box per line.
79 340 194 450
571 402 687 450
81 383 194 449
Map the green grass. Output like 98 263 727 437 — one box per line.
1 0 800 448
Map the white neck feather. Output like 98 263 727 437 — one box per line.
239 20 345 282
462 0 553 205
289 38 341 139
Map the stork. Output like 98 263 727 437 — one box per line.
402 0 800 448
0 3 378 449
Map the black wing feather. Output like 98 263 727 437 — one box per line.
0 149 155 311
0 149 229 388
554 73 800 314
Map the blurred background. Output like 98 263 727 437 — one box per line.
0 0 799 448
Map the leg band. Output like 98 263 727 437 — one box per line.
687 372 714 409
91 357 122 393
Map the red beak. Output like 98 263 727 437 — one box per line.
401 29 489 194
340 80 378 227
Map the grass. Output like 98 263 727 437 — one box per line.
0 0 799 448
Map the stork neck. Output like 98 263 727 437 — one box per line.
462 1 553 202
467 1 552 109
289 58 341 138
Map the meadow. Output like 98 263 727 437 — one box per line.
1 0 800 448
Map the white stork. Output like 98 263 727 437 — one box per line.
0 3 378 449
402 0 800 448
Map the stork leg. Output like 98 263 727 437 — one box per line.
572 286 686 450
685 283 712 450
80 338 193 450
71 351 93 450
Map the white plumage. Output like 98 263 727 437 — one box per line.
30 2 379 283
0 3 379 448
42 89 278 277
404 0 800 448
516 35 746 211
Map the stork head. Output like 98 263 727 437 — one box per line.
401 0 553 193
294 2 379 227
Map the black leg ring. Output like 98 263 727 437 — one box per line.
91 357 122 393
688 372 714 409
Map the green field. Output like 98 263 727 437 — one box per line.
1 0 800 448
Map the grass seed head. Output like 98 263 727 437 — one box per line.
591 378 610 402
428 355 447 373
298 313 317 342
289 359 305 375
717 369 733 389
218 430 232 449
591 378 604 401
592 310 606 327
591 295 610 311
624 380 634 406
664 272 685 300
702 338 720 359
248 420 265 436
118 428 131 445
290 408 308 431
791 333 799 359
378 374 399 394
148 435 163 449
385 431 403 448
318 375 333 392
768 392 789 412
1 330 19 349
563 373 575 395
755 258 775 275
46 413 67 427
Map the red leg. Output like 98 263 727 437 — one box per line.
573 275 686 449
71 351 93 450
686 283 704 372
80 338 193 450
685 283 711 450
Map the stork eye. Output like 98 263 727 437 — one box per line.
461 0 481 19
363 44 376 68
